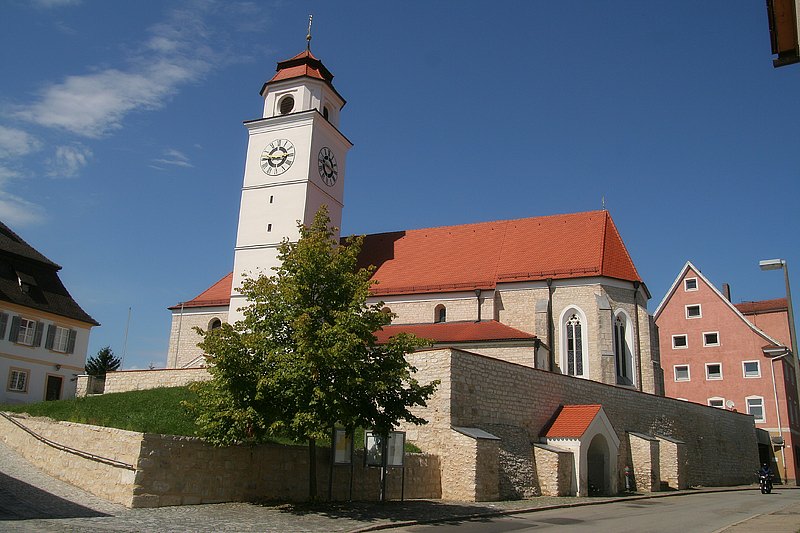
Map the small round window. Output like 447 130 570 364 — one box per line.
279 95 294 115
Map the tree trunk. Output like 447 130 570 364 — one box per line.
308 438 317 502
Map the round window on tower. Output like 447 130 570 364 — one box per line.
279 95 294 115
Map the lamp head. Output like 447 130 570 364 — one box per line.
760 258 786 271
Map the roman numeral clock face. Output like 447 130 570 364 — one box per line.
317 146 338 186
260 139 295 176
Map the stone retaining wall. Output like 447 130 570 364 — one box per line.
402 349 759 498
103 368 211 394
0 413 441 508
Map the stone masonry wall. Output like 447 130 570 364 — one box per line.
403 349 759 498
167 308 228 369
0 413 441 507
0 414 141 506
104 368 211 394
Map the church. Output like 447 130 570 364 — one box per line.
166 48 663 397
152 46 758 500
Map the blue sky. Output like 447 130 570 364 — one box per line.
1 1 797 370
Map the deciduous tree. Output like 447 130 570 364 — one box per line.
187 207 438 500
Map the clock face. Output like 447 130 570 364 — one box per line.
317 147 338 186
260 139 295 176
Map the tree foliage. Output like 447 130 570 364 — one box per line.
85 346 121 377
187 206 438 448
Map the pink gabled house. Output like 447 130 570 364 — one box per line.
654 261 800 484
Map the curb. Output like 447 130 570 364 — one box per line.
349 485 797 532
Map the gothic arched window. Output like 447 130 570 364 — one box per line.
565 313 583 376
614 312 635 386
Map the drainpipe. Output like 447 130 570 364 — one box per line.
547 278 555 372
474 288 482 322
633 281 643 391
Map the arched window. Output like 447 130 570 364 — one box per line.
323 106 329 120
381 307 392 324
560 307 588 378
614 312 634 386
566 314 583 376
434 305 446 323
208 318 222 330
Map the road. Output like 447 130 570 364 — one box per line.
396 490 800 533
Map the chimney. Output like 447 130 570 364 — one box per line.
722 283 731 302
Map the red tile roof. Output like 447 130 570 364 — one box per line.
735 298 788 315
266 50 334 86
169 273 232 310
542 405 603 438
173 211 641 308
359 210 641 296
373 320 536 345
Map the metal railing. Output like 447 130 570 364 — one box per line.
0 411 135 471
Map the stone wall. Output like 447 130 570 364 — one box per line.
0 413 141 506
166 307 228 368
104 368 211 394
0 413 441 507
402 348 759 498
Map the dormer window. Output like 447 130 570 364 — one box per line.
279 95 295 115
16 271 36 294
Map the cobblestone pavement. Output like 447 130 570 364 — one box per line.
1 439 794 532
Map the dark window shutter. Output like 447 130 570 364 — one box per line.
45 324 55 350
0 312 8 340
9 316 20 343
67 330 77 354
33 321 44 347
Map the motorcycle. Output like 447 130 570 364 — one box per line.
758 471 773 494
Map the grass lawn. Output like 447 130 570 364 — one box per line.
0 386 421 451
0 386 200 436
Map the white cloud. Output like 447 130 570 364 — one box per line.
0 192 46 226
47 144 92 177
152 148 193 168
14 1 240 139
0 126 41 159
31 0 82 8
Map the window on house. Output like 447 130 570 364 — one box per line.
53 326 71 353
708 398 725 408
672 334 688 349
684 278 698 291
746 397 765 422
209 318 222 330
45 324 76 353
703 332 720 346
7 368 28 392
743 361 761 378
566 313 584 377
674 365 690 381
706 363 722 380
434 305 446 323
17 318 37 346
685 305 702 319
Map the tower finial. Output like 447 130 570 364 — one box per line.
306 14 313 51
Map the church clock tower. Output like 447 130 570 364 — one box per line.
230 49 352 322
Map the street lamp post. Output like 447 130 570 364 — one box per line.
760 258 800 482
